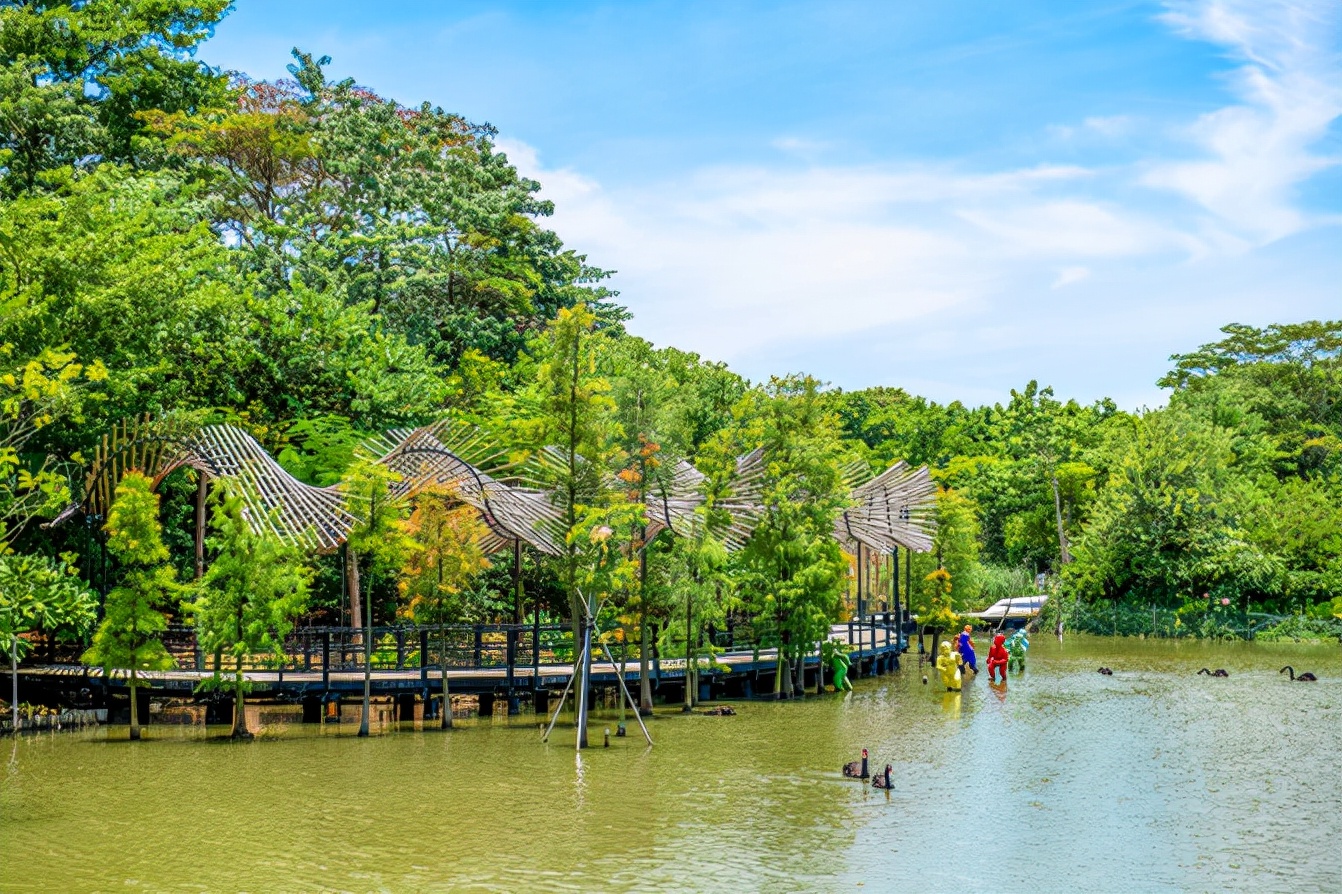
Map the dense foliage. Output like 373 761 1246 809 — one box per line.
3 1 1339 671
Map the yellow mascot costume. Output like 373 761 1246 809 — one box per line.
936 641 962 692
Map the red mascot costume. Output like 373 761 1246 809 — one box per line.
987 633 1009 683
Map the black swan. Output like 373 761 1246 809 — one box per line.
843 748 870 778
872 765 894 789
1097 667 1114 675
1197 668 1230 677
1280 666 1318 682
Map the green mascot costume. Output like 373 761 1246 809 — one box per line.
831 650 853 692
1006 629 1029 674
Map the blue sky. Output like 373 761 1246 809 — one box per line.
203 1 1341 408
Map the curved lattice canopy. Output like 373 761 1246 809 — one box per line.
63 416 920 559
643 448 766 551
66 416 565 555
371 422 565 556
833 461 938 554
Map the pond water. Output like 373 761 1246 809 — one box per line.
2 634 1340 893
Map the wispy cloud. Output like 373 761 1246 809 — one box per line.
1144 0 1342 242
497 0 1340 404
1052 266 1092 289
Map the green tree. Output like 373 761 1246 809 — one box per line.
149 51 622 368
517 303 623 745
602 336 694 712
0 344 105 547
82 471 177 740
0 0 231 194
188 488 312 739
736 376 849 699
398 488 492 729
655 515 727 711
0 550 96 728
341 457 412 736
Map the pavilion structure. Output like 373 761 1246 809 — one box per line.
59 416 938 616
832 461 939 626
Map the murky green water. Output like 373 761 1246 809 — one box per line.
3 635 1340 893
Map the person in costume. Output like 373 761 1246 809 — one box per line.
987 632 1009 682
957 625 978 674
831 649 853 692
1006 629 1029 674
936 641 962 692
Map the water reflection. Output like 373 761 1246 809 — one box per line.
1 635 1339 893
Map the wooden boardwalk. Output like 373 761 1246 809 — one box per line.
16 622 906 708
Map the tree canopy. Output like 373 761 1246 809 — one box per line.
2 3 1338 665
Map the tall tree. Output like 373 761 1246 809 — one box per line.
0 0 231 194
341 457 412 736
188 487 312 739
519 303 620 745
82 471 177 740
736 376 849 699
603 337 690 712
398 488 491 729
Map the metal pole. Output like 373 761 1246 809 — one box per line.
541 638 585 743
574 613 593 749
598 641 652 745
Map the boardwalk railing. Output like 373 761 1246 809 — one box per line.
26 615 904 680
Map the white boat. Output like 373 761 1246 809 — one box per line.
963 595 1048 624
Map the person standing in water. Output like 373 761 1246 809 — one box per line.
987 633 1008 683
957 625 978 675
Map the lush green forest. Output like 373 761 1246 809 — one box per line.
2 0 1340 680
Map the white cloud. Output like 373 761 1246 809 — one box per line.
496 0 1341 402
1048 115 1134 141
1052 266 1092 289
1145 0 1342 243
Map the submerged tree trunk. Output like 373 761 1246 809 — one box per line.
10 637 18 732
637 547 654 714
358 570 373 738
816 641 825 695
683 596 694 712
440 631 452 729
231 654 252 739
575 604 592 748
128 668 141 741
638 613 654 714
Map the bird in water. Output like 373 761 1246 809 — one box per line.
1280 666 1318 682
872 764 894 789
843 748 870 778
1097 667 1114 675
1197 668 1230 677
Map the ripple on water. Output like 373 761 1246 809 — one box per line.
1 634 1339 893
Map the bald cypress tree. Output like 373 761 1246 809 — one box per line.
83 472 178 740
